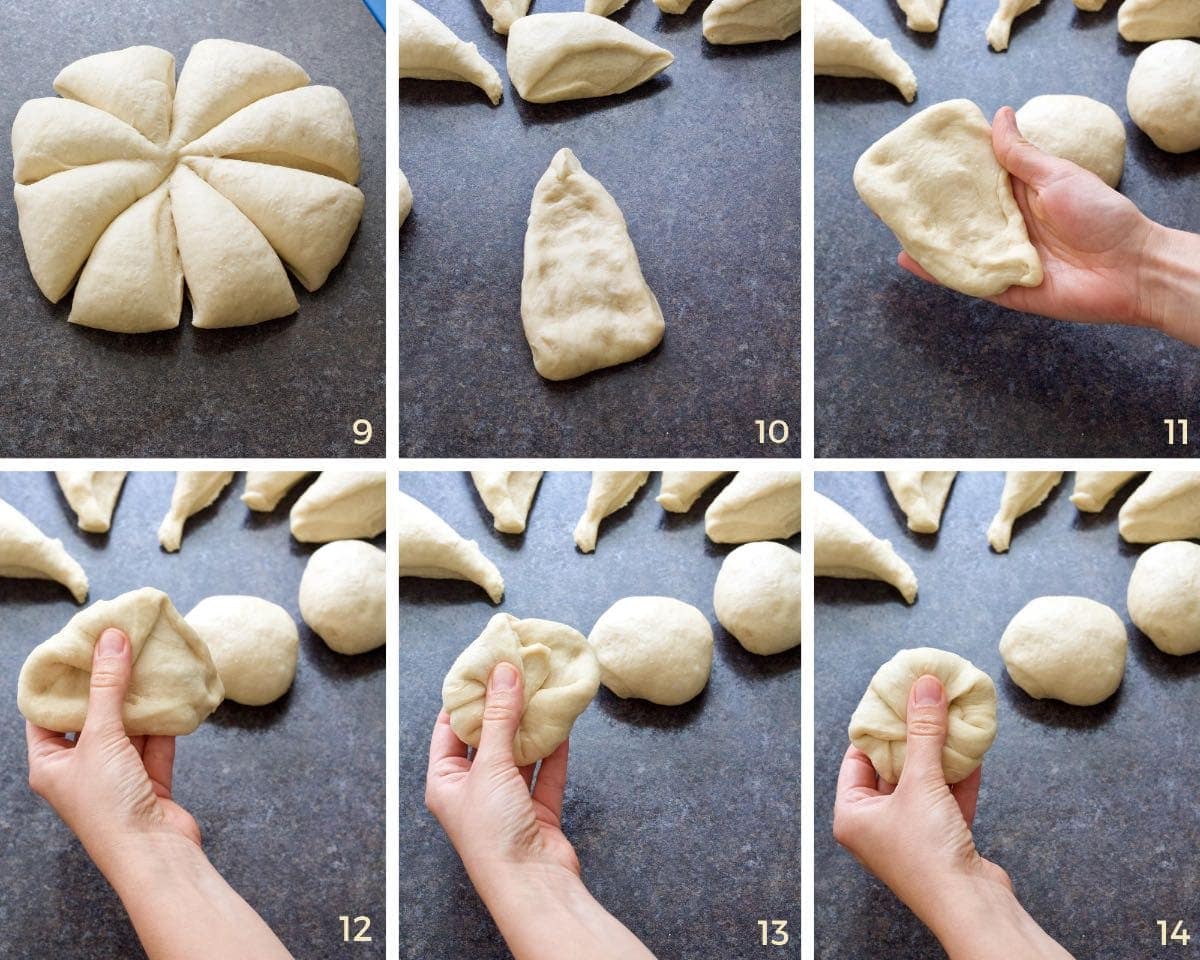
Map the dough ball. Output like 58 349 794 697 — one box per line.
1127 40 1200 154
999 596 1126 705
185 596 298 706
1127 541 1200 655
849 647 997 784
1015 95 1126 187
299 540 385 655
588 597 713 705
713 542 801 655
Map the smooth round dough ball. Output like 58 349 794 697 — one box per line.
999 596 1127 705
713 542 801 655
1127 40 1200 153
588 596 713 705
299 540 385 655
1015 95 1126 187
185 596 298 706
1128 541 1200 655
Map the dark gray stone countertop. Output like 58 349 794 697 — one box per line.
816 0 1200 457
398 471 801 959
815 471 1200 959
0 472 384 958
398 2 801 457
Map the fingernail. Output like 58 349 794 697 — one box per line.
914 675 941 705
97 628 125 656
491 662 518 691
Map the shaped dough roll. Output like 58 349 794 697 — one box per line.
884 471 955 534
589 597 713 704
522 149 665 380
479 0 533 34
574 472 649 553
186 595 299 704
987 0 1042 51
12 98 162 184
55 471 127 534
242 471 312 512
987 471 1062 553
53 45 176 144
1119 0 1200 42
507 13 674 103
1127 40 1200 154
399 168 413 227
896 0 946 32
814 0 919 103
705 472 802 544
1015 95 1126 188
713 542 802 656
300 541 386 655
0 498 89 602
290 472 386 543
854 100 1043 299
158 472 234 552
1118 472 1200 543
398 490 505 602
398 0 504 105
471 471 543 534
657 471 730 513
703 0 803 44
1070 472 1140 513
18 587 223 735
813 491 917 603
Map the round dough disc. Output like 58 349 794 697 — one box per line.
1127 541 1200 655
186 595 298 706
1015 94 1126 187
713 541 801 655
1127 40 1200 154
299 540 385 655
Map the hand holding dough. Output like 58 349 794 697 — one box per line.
703 0 802 44
158 471 234 552
705 472 802 544
713 542 801 655
55 471 126 533
813 491 917 603
1127 541 1200 655
397 0 503 104
290 472 385 542
884 471 955 533
0 498 89 602
398 490 505 602
574 472 649 553
1070 472 1140 513
1118 471 1200 542
186 596 298 704
242 471 311 512
987 0 1042 51
987 471 1062 553
471 471 542 534
657 471 729 513
814 0 918 103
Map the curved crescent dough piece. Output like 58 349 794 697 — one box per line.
300 540 386 655
0 498 89 602
290 472 386 543
479 0 534 34
53 45 176 144
398 0 504 105
471 471 543 534
815 0 918 103
507 13 674 104
55 471 127 534
242 471 312 512
897 0 946 31
986 0 1042 51
854 99 1043 298
399 168 413 227
574 472 649 553
158 472 234 552
12 98 162 184
1119 0 1200 42
1015 95 1126 188
884 472 955 534
398 490 505 602
1118 471 1200 543
18 587 223 735
986 472 1062 553
1070 472 1140 513
705 472 802 544
813 490 917 603
702 0 802 44
657 471 730 513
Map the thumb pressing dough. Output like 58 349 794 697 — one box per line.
1015 95 1126 188
854 100 1043 298
398 490 505 602
574 472 650 553
471 471 543 534
1118 471 1200 542
444 614 599 765
185 595 298 705
522 149 664 381
813 491 917 603
896 0 946 32
588 596 714 705
703 0 803 44
987 471 1062 553
299 540 385 655
290 472 386 543
1127 541 1200 655
849 647 997 784
1070 472 1140 513
18 587 223 735
713 542 801 655
814 0 919 103
657 471 730 513
478 0 534 34
0 498 89 602
1000 597 1127 705
1119 0 1200 41
241 471 312 512
397 0 503 105
55 471 126 533
158 471 234 552
1127 40 1200 154
884 471 955 534
987 0 1041 51
705 472 802 544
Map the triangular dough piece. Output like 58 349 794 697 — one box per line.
479 0 534 33
17 587 223 735
158 472 234 552
1119 0 1200 41
657 472 730 513
180 86 361 184
471 471 543 533
854 99 1043 298
184 157 364 292
69 183 183 333
815 0 918 103
702 0 803 44
242 471 312 512
813 491 918 603
12 98 163 184
53 45 176 144
522 149 665 381
290 472 386 542
170 39 311 146
55 472 127 533
587 0 632 14
400 168 413 227
897 0 946 31
0 498 89 602
14 159 163 303
168 164 298 329
398 490 505 602
987 0 1042 51
1118 472 1200 542
884 471 956 533
1070 472 1140 513
573 472 649 552
987 471 1062 553
705 472 802 544
398 0 504 105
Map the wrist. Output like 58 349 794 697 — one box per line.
95 830 210 905
1136 222 1200 345
923 869 1065 960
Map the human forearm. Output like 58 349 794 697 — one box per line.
920 874 1074 960
1139 224 1200 347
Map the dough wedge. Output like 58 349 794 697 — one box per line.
1118 472 1200 543
574 472 649 553
158 472 235 552
813 491 917 603
471 471 543 534
815 0 918 103
55 472 127 533
986 471 1062 553
0 498 89 602
397 0 504 105
398 490 505 602
884 471 955 533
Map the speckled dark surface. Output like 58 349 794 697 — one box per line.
0 472 384 958
398 3 801 457
814 471 1200 959
0 0 384 458
815 1 1200 457
398 471 800 958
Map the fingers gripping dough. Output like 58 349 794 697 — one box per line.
702 0 803 44
0 498 89 602
1128 542 1200 655
158 472 234 552
398 490 505 602
705 472 802 544
987 0 1042 51
478 0 534 35
53 45 176 144
397 0 504 105
574 472 649 553
713 542 802 655
186 596 298 705
1127 40 1200 154
896 0 946 32
299 541 385 655
444 613 600 765
1015 95 1126 188
471 471 543 534
1070 472 1140 513
987 472 1062 553
657 471 730 513
813 491 917 603
1119 0 1200 42
290 472 386 543
814 0 919 103
849 648 997 784
884 471 955 533
1118 471 1200 543
242 471 312 512
55 471 127 533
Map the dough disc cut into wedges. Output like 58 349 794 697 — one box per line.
12 98 163 184
897 0 945 32
397 0 504 105
398 490 505 602
813 491 917 603
853 99 1043 298
0 498 89 602
522 149 664 381
702 0 803 44
1119 0 1200 42
53 45 176 144
814 0 918 103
